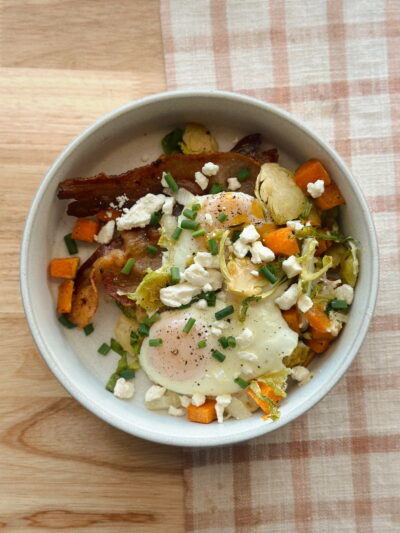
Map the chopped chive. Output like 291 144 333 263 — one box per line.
181 219 199 230
172 227 183 240
130 331 139 342
84 323 94 336
106 372 119 392
192 229 206 238
138 323 150 337
215 305 234 320
183 208 197 220
198 340 207 348
142 313 161 326
149 211 162 227
192 203 201 211
64 233 78 255
119 369 135 380
208 238 218 256
231 229 242 242
259 265 277 284
218 336 229 348
234 377 250 389
164 172 179 193
146 244 159 255
227 336 236 348
58 314 76 329
121 257 136 275
149 338 163 347
170 266 180 284
328 299 349 310
205 291 216 307
183 317 196 333
98 342 111 355
237 168 250 182
212 349 226 362
209 183 223 195
110 338 125 356
217 213 228 222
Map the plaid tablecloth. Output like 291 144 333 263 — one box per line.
160 1 400 531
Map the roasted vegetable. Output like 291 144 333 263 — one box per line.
283 341 310 368
227 258 269 297
71 218 100 242
263 227 300 256
50 257 80 279
294 159 331 192
180 123 218 154
161 127 184 155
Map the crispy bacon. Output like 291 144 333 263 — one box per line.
231 133 279 164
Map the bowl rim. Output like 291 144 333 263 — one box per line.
20 89 379 447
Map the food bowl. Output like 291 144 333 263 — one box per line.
20 90 378 447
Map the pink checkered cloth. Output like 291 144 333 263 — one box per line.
160 1 400 531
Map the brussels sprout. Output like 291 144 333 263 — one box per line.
227 258 269 297
327 243 348 268
283 341 311 368
180 123 218 154
341 242 359 287
114 313 141 360
255 163 307 225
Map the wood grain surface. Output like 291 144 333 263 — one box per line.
0 2 186 531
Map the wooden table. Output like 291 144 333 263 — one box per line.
0 2 185 531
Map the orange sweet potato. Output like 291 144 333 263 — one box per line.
305 304 332 333
96 209 121 222
57 280 74 314
71 218 101 243
49 257 80 279
294 159 331 192
305 338 331 354
314 181 345 210
309 327 335 340
247 382 282 417
187 400 217 424
262 227 300 256
315 238 332 257
282 306 300 334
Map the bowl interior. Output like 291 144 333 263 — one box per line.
21 91 378 446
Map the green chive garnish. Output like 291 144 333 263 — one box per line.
181 219 199 230
183 317 196 333
209 183 223 194
259 265 277 284
146 245 159 255
237 168 250 182
192 229 206 238
329 299 349 310
149 338 163 347
183 208 197 220
138 323 150 337
198 340 207 348
106 372 119 392
231 229 242 242
212 349 226 362
217 213 228 222
215 305 234 320
121 257 136 275
142 313 161 326
192 203 201 211
234 377 250 389
172 227 183 240
164 172 179 193
119 369 135 380
218 337 229 349
64 233 78 255
110 338 125 356
58 315 76 329
98 342 111 355
84 323 94 336
205 291 216 307
208 238 218 256
227 336 236 348
149 211 162 227
170 266 180 284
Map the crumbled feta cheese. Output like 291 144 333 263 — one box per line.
113 378 135 399
204 213 213 226
202 162 219 176
238 351 258 362
195 299 207 309
291 366 312 386
282 255 302 278
233 239 250 258
211 327 222 336
251 270 259 277
194 251 219 269
327 318 342 337
334 284 354 305
94 220 115 244
239 224 260 244
215 394 232 423
161 171 168 187
116 193 166 230
287 220 304 231
191 393 206 407
160 283 201 307
297 294 313 313
227 177 241 191
182 264 223 291
250 241 275 264
168 405 185 417
180 395 191 408
145 385 166 402
307 179 325 198
175 188 196 206
213 320 228 330
115 194 129 208
236 328 254 348
194 171 209 190
162 196 175 215
275 284 299 310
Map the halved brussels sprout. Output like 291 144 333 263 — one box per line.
114 313 140 359
255 163 307 225
341 241 359 287
283 341 310 368
180 123 218 154
227 257 269 297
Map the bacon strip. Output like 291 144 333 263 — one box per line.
230 133 279 164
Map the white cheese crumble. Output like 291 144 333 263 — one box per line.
161 171 169 187
211 327 222 336
182 264 223 291
334 284 354 305
227 177 241 191
144 385 166 402
238 351 258 362
282 255 302 278
213 320 228 330
195 299 207 310
162 196 175 215
160 283 201 307
307 179 325 198
297 293 313 313
202 162 219 176
194 251 219 269
113 378 135 399
168 406 185 417
232 239 250 258
194 171 209 190
94 220 115 244
287 219 304 231
239 224 260 244
250 241 275 264
275 284 299 310
116 193 166 230
236 328 254 348
191 393 206 407
180 395 191 408
291 366 312 386
215 394 232 423
175 188 196 206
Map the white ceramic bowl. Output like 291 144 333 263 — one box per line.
20 90 378 447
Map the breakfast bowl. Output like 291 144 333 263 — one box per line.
20 90 378 447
